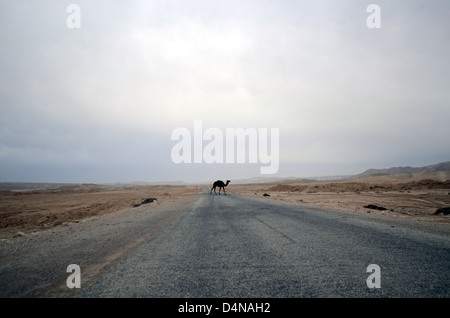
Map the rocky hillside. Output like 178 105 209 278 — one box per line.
353 161 450 178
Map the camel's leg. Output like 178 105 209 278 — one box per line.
223 187 226 195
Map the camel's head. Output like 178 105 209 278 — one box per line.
226 180 231 185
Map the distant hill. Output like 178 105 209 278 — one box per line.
352 161 450 178
0 182 69 191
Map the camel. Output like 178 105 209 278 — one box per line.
210 180 230 195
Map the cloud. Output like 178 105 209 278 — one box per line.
1 0 449 182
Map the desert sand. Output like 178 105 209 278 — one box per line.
0 184 202 239
1 171 449 239
232 171 450 225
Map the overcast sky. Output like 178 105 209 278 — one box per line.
1 0 449 184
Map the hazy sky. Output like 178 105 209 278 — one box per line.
1 0 449 183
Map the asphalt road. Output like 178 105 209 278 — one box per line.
1 189 449 298
80 191 450 298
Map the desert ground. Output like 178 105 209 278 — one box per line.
1 171 449 239
232 171 450 225
0 184 203 239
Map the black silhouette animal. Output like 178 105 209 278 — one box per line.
210 180 230 195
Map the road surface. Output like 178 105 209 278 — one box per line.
1 190 449 298
82 192 449 297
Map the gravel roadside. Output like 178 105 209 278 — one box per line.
0 192 199 297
